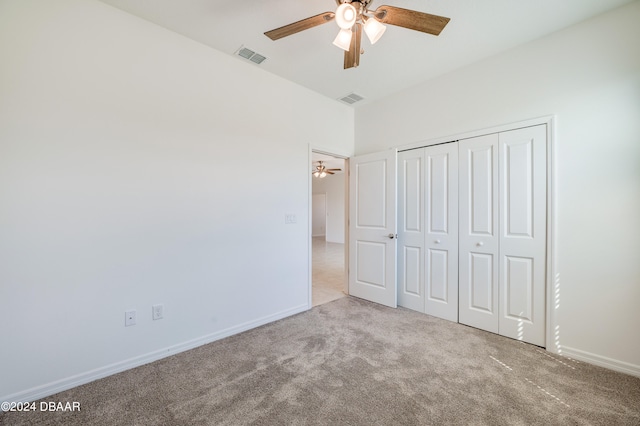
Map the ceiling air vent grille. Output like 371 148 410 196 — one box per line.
236 46 267 65
339 92 364 105
250 53 266 64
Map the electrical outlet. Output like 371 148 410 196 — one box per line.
152 304 163 320
125 310 136 326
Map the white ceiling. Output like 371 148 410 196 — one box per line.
98 0 633 107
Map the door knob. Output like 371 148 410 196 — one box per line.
477 242 484 247
388 233 396 239
435 239 441 244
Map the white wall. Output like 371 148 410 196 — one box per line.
355 1 640 374
0 0 353 401
311 193 327 237
312 172 346 244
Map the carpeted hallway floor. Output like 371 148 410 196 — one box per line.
2 297 639 425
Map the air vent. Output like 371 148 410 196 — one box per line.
236 46 267 65
339 92 365 105
250 53 266 64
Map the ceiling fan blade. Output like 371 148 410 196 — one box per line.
373 5 450 36
265 12 335 41
326 171 335 174
344 23 362 69
326 168 342 172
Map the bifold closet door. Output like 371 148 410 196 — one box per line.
459 134 500 334
498 125 547 346
424 143 458 322
459 126 547 346
398 144 458 322
397 149 426 312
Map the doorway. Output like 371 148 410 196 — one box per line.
311 151 347 306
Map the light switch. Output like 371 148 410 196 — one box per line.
285 214 297 224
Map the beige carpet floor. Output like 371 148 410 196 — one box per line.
2 297 639 425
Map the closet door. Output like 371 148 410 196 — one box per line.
397 149 425 312
498 125 547 346
459 134 500 333
424 143 458 322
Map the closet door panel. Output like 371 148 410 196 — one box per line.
459 134 500 333
469 252 495 312
425 143 458 322
504 256 534 321
403 246 422 296
427 249 449 302
397 150 425 312
499 125 547 346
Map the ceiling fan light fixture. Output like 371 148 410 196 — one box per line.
333 28 353 51
364 17 386 44
319 171 327 178
264 2 451 70
335 3 357 30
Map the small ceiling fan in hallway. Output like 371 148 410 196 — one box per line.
264 0 450 69
313 161 342 178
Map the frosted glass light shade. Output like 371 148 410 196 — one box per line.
335 3 357 30
332 28 352 51
364 18 386 44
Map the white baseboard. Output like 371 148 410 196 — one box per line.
558 346 640 378
1 303 309 404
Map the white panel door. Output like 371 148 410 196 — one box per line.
498 125 547 346
425 143 459 322
459 134 500 333
397 149 425 312
349 150 397 308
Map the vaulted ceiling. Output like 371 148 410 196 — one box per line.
98 0 634 106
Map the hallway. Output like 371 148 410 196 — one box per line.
312 237 346 306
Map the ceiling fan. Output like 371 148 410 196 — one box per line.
264 0 450 69
312 161 342 178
